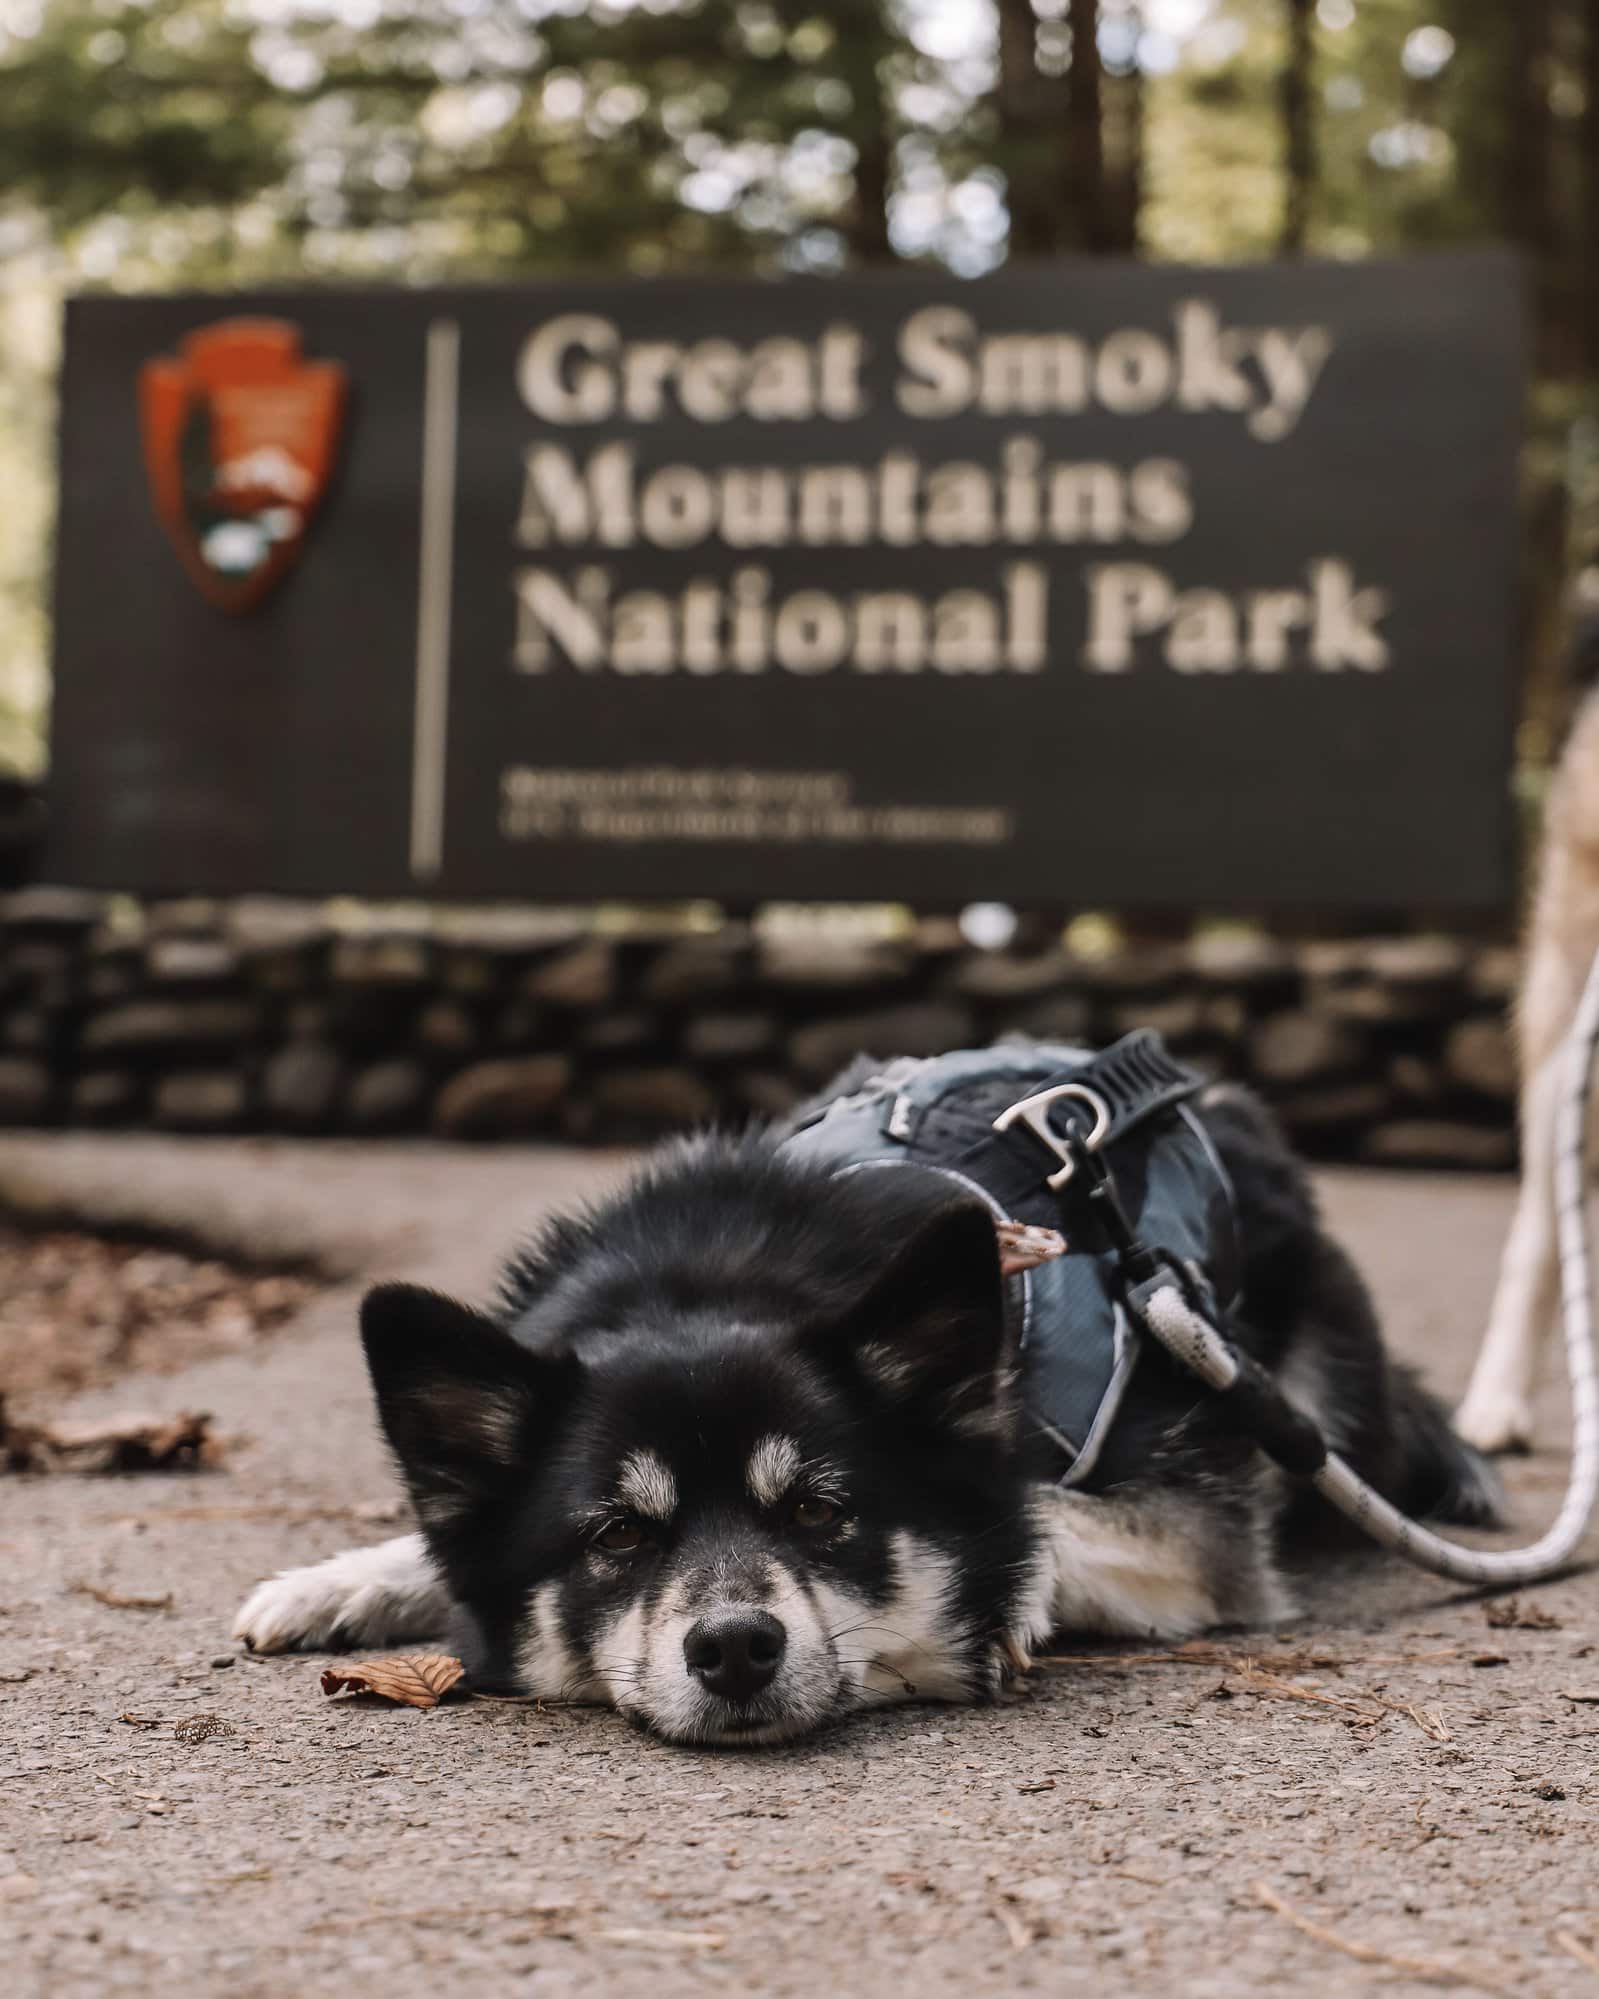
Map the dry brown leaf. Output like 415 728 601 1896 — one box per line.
1 1397 219 1475
320 1653 466 1709
1485 1597 1562 1631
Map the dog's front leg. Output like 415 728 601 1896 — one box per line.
233 1533 453 1654
1457 1053 1563 1453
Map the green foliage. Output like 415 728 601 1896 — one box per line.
0 0 921 279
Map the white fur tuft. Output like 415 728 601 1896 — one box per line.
616 1448 678 1522
232 1534 450 1654
746 1434 802 1508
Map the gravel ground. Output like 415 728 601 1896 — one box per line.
1 1136 1596 1999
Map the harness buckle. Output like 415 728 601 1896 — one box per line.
992 1082 1112 1190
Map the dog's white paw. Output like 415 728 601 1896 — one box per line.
1454 1384 1533 1456
233 1566 365 1654
232 1536 450 1654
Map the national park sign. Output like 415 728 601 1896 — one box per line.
47 253 1522 907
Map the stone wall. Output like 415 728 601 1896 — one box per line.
0 889 1521 1169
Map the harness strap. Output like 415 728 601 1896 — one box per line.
782 1033 1233 1491
1050 1030 1210 1146
875 1030 1203 1155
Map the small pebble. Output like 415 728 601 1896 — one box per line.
210 1657 235 1670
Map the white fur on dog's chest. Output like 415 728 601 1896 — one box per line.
1014 1482 1291 1647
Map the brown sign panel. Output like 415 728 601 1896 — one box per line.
47 252 1522 907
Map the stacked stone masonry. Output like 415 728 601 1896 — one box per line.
0 890 1521 1170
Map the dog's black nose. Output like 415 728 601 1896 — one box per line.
683 1611 787 1703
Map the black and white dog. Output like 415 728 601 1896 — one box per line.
235 1072 1498 1745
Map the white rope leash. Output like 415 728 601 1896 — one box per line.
1138 945 1599 1585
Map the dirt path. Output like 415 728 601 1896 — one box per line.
1 1138 1596 1998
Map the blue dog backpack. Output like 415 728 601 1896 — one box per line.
780 1032 1239 1488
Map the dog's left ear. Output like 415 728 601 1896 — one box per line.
360 1283 572 1535
836 1199 1012 1437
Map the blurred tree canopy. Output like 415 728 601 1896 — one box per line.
1 0 1597 771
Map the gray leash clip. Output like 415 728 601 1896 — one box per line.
992 1081 1111 1190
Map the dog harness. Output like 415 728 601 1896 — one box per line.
781 1032 1238 1489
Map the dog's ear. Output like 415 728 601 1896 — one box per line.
360 1284 570 1533
836 1200 1011 1437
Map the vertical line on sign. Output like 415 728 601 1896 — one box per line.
410 317 460 882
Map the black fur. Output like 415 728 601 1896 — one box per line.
365 1147 1042 1723
349 1072 1499 1742
1189 1086 1501 1531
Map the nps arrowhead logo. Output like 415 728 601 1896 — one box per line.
139 319 347 613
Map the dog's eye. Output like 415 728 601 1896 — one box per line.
595 1518 646 1553
792 1496 841 1530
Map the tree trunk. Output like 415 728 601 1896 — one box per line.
1063 0 1107 250
1587 0 1599 373
1507 0 1560 372
995 0 1063 259
842 106 894 267
1104 5 1145 255
837 14 895 269
1505 0 1553 252
1277 0 1315 255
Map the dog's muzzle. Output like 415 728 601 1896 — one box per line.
683 1609 787 1705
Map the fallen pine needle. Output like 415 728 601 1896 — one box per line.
1032 1641 1330 1671
1228 1663 1453 1741
992 1905 1035 1952
1253 1881 1505 1992
111 1500 406 1529
592 1929 726 1951
1231 1662 1377 1724
1555 1932 1599 1975
68 1578 173 1612
1033 1641 1458 1674
307 1903 576 1937
1366 1692 1451 1743
1040 1645 1455 1741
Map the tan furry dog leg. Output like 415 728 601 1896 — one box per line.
1457 1052 1560 1451
1460 687 1599 1452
